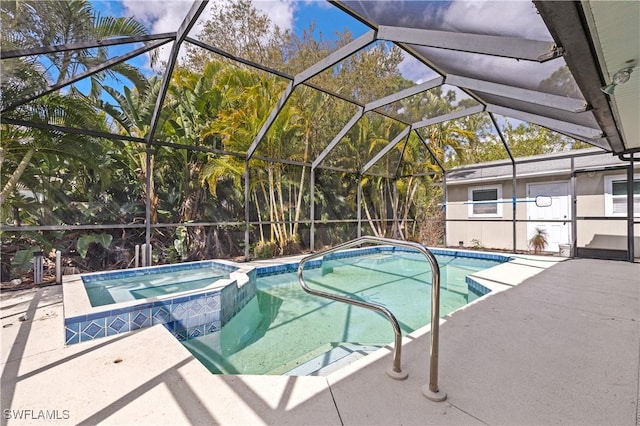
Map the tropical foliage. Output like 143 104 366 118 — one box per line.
0 0 590 280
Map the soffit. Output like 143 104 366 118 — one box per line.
581 0 640 150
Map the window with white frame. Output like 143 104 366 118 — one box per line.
604 174 640 217
468 185 502 217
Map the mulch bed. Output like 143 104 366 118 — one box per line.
1 274 59 292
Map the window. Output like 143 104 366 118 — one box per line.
604 174 640 217
468 185 502 217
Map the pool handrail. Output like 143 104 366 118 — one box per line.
297 236 446 401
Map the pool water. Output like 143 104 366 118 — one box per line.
83 268 230 306
182 252 501 375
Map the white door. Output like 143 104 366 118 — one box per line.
527 182 571 252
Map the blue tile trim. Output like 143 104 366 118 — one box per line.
65 322 80 345
81 260 239 284
66 272 257 345
465 276 491 297
256 246 510 278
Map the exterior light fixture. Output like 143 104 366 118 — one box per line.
601 67 634 95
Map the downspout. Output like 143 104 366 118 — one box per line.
618 152 636 262
625 154 635 261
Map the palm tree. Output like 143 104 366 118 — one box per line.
529 227 549 254
4 1 149 88
1 0 151 212
96 77 164 223
1 95 101 206
209 65 304 252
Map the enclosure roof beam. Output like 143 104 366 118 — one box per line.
414 130 445 173
446 74 589 113
313 107 365 169
177 1 208 43
0 33 176 59
0 117 250 159
1 39 170 113
248 28 375 160
377 25 562 62
246 81 295 159
486 104 604 140
361 126 411 174
554 131 611 151
488 112 515 163
304 82 411 125
146 1 208 144
146 41 178 141
293 30 377 86
364 76 444 112
413 104 485 130
185 37 293 80
186 37 409 125
446 147 608 173
0 117 145 143
252 155 313 168
315 164 354 173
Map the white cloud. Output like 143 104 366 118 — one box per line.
120 0 201 69
253 1 295 32
441 0 551 41
120 0 295 70
398 51 438 84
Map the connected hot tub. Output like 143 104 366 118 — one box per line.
62 260 256 345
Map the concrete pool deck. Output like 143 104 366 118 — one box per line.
1 256 638 425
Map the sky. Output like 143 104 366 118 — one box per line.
89 0 554 89
92 0 370 74
85 0 550 131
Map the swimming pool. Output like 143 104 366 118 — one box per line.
183 249 506 375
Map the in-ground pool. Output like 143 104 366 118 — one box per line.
82 262 233 307
182 249 507 375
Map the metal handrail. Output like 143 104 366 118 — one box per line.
297 236 446 401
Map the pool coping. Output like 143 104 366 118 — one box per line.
62 259 257 345
8 253 629 426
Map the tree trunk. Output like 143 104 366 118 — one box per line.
0 147 35 204
401 178 419 239
362 194 381 237
292 131 309 236
276 168 288 242
253 189 265 242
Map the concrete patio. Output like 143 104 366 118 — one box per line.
1 257 638 425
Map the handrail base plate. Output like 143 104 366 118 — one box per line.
386 368 408 381
422 385 447 402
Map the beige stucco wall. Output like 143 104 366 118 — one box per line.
575 171 640 250
445 169 639 253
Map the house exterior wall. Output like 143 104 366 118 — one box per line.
445 168 639 253
575 171 640 251
446 182 516 251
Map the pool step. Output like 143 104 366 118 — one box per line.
284 343 381 377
